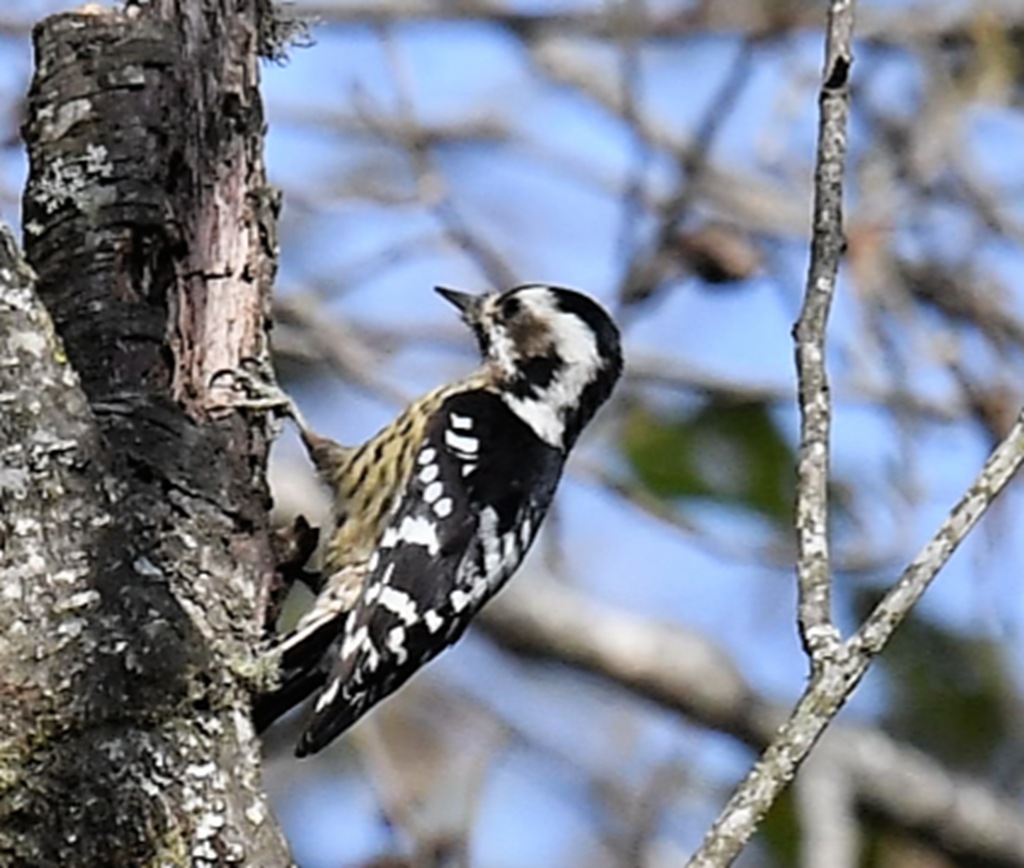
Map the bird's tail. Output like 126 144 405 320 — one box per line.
252 607 346 733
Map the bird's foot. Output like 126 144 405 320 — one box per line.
209 356 301 420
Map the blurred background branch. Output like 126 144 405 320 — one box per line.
5 0 1024 865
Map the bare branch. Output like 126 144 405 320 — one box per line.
480 579 1024 866
376 26 518 289
792 0 855 665
853 407 1024 658
688 397 1024 866
688 393 1024 868
621 37 758 305
293 1 1024 48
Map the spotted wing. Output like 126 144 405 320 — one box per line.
295 390 564 756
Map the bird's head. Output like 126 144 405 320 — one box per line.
436 284 622 449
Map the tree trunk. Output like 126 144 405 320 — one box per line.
0 1 291 864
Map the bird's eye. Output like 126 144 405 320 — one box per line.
501 297 522 318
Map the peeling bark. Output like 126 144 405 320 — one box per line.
1 2 291 865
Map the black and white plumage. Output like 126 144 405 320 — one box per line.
255 284 622 756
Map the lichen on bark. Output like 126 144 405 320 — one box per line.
0 1 292 864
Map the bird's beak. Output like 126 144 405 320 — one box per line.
435 286 484 321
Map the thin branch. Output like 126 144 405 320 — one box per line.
529 35 812 239
272 293 412 407
376 25 518 290
677 27 1024 850
293 1 1024 48
479 579 1024 866
268 415 1024 866
614 0 652 267
792 0 855 665
687 400 1024 867
684 3 853 864
619 35 758 306
852 407 1024 658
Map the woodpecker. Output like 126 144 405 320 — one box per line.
252 284 622 756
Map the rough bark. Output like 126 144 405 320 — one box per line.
0 1 291 865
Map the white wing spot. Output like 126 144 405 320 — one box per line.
519 518 532 548
378 586 419 624
397 515 440 555
433 497 453 518
418 463 439 484
381 526 399 548
424 610 444 633
423 480 443 503
461 463 476 477
480 507 502 576
368 551 380 572
341 625 368 659
502 532 518 565
450 413 473 430
450 588 471 612
366 563 395 602
445 430 478 454
470 578 490 604
417 447 437 465
386 626 408 664
314 677 341 712
365 643 381 671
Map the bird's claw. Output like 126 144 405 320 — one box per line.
208 359 296 418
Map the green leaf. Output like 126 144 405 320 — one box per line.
855 590 1014 778
621 398 796 525
757 787 799 868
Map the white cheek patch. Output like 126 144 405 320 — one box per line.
502 395 563 447
500 288 605 448
488 322 519 379
545 301 603 372
450 413 473 430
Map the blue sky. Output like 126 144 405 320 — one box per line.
4 1 1024 864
